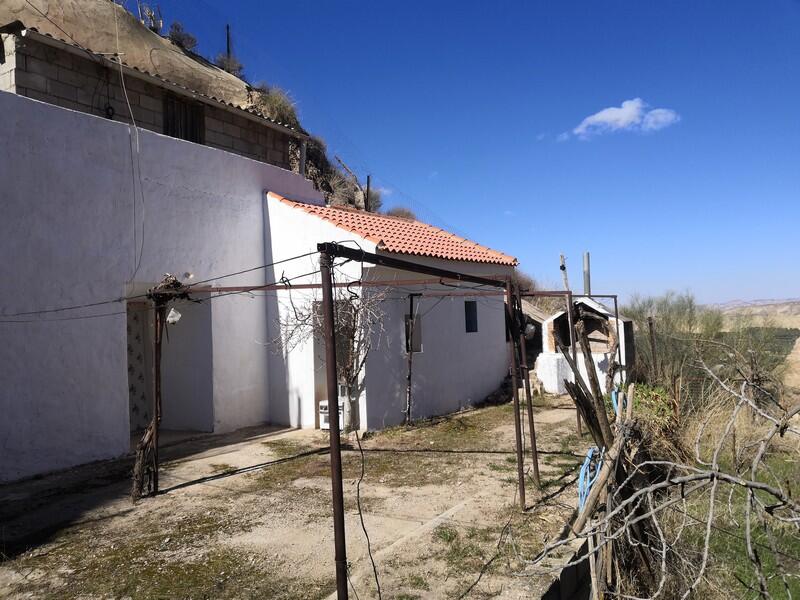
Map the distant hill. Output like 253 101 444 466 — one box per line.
712 299 800 329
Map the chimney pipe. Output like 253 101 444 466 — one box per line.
583 252 591 296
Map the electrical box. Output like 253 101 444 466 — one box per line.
319 399 345 430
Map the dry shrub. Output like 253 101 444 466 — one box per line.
250 84 301 130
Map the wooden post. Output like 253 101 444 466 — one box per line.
515 290 540 488
565 292 583 436
320 251 349 600
575 320 614 448
647 316 658 382
505 282 526 509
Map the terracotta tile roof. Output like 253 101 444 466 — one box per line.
269 193 518 266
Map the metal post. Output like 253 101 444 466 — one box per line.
299 139 307 179
647 316 658 382
365 174 371 212
505 282 526 509
515 291 541 488
320 251 349 600
405 293 420 425
583 252 591 297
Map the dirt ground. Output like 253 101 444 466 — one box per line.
0 395 588 599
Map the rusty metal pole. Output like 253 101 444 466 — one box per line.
505 282 526 509
320 251 349 600
514 289 540 488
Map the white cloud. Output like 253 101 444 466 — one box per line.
536 133 546 141
567 98 680 140
641 107 680 131
556 132 570 142
376 186 393 196
428 170 439 180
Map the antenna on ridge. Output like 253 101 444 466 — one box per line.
140 3 163 33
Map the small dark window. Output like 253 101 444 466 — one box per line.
465 301 478 333
405 314 422 353
163 94 205 143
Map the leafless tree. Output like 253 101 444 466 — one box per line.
274 269 387 430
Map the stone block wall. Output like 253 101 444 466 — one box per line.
0 34 17 92
3 34 291 169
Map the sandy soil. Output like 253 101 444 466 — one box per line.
0 396 587 599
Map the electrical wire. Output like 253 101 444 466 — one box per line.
187 250 320 287
0 251 321 320
111 1 147 288
354 430 382 600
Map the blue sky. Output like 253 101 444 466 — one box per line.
153 0 799 303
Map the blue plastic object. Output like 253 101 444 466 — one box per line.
578 446 605 512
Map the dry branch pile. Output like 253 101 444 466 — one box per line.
529 306 799 599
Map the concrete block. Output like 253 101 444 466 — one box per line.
216 107 233 123
47 79 77 101
0 70 14 93
223 121 241 138
0 40 17 76
15 70 47 93
138 93 162 113
268 149 288 167
75 86 98 109
206 116 225 133
57 65 88 87
205 129 233 147
17 39 48 61
51 49 74 70
53 98 80 111
232 138 252 153
123 90 142 108
25 55 58 80
133 107 157 127
0 59 13 77
273 133 288 150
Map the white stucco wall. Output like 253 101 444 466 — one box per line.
535 352 616 395
362 259 513 429
264 194 372 429
0 91 322 481
264 196 515 431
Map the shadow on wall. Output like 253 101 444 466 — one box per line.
161 296 213 432
262 196 291 426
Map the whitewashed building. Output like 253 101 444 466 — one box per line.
0 7 517 481
535 298 634 395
